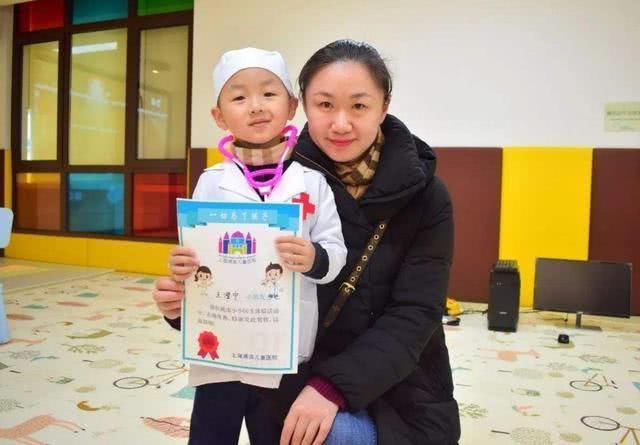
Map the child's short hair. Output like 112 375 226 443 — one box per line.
265 262 283 274
212 47 294 103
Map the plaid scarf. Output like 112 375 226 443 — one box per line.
334 129 384 200
232 137 292 166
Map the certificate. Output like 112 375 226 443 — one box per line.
177 199 301 373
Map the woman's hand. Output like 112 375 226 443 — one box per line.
152 277 185 320
280 385 338 445
168 246 199 282
275 236 315 273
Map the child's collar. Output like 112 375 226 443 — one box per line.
233 135 284 150
231 138 292 167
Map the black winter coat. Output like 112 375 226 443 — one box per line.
279 114 461 444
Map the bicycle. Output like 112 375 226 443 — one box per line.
113 360 187 390
570 373 617 392
581 416 640 445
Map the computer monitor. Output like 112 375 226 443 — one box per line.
533 258 632 330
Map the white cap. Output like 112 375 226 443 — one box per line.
212 47 294 103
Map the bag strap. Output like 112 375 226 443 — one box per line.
320 220 389 332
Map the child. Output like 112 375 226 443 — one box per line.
193 266 212 288
165 48 347 445
262 262 284 299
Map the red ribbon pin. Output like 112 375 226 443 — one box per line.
197 331 219 360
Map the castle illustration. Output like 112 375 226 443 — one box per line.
218 231 256 256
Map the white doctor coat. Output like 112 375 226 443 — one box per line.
188 160 347 389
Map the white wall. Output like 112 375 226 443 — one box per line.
191 0 640 148
0 6 13 149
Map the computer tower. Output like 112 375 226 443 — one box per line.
488 260 520 332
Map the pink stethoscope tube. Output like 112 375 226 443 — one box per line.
217 125 298 196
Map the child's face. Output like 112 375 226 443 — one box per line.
266 269 281 283
211 68 297 144
197 271 211 282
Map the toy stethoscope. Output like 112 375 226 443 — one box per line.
217 125 298 196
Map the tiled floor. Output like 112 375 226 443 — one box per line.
0 258 111 293
0 270 639 444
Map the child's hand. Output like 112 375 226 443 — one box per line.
152 277 185 320
275 236 315 273
168 246 199 282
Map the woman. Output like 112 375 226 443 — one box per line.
154 39 460 445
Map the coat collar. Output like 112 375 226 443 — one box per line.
218 160 306 203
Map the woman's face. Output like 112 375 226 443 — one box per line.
303 61 389 163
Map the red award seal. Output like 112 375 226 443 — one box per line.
197 331 219 360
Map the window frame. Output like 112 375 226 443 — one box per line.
11 0 192 242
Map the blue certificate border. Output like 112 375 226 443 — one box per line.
177 199 301 372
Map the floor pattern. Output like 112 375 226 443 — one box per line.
0 272 639 444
